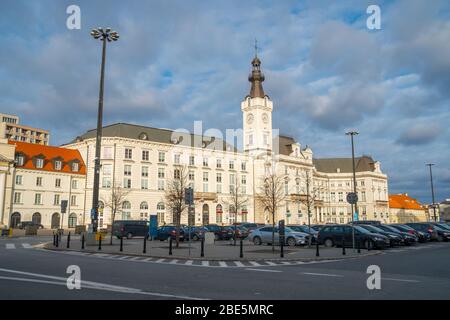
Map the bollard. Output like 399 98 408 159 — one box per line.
53 234 56 246
280 237 284 258
98 235 102 251
120 236 123 252
316 240 320 257
56 234 59 247
81 233 85 250
342 238 346 255
143 235 147 254
200 238 204 257
67 232 71 249
169 237 173 255
239 239 243 258
357 238 361 254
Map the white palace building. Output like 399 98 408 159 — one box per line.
1 55 389 229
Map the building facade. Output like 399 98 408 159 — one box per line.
389 193 428 223
0 113 50 145
0 141 86 228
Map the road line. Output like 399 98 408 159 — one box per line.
382 278 420 283
117 256 130 260
155 259 166 263
245 268 282 273
249 261 261 266
142 258 153 262
129 257 141 261
218 261 227 267
6 244 15 249
201 261 209 267
234 261 245 267
302 272 344 277
22 243 32 249
184 260 193 265
264 261 277 266
169 259 179 264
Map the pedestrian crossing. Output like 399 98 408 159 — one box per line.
4 243 34 250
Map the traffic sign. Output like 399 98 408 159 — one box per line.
353 211 359 221
346 192 358 204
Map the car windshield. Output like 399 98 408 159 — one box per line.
437 224 450 230
284 227 295 233
384 225 401 232
364 225 383 233
395 224 413 231
354 226 371 234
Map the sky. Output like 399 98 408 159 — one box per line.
0 0 449 203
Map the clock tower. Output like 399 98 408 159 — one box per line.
241 55 273 156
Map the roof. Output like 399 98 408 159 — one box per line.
68 123 237 152
313 156 376 173
9 141 86 175
276 135 296 156
389 194 424 210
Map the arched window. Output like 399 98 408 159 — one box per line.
156 202 165 226
122 201 131 220
140 202 149 220
11 212 21 228
241 206 248 223
202 204 209 225
216 204 223 224
51 212 60 229
140 202 148 210
68 213 77 228
229 205 236 224
32 212 41 225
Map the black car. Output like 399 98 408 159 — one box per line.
155 225 184 241
351 220 381 226
317 224 390 249
182 226 209 241
310 224 324 232
17 221 44 230
389 224 430 243
406 223 440 241
112 220 149 239
427 223 450 242
377 225 417 245
357 224 403 247
204 224 233 240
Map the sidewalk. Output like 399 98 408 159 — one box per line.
44 235 381 262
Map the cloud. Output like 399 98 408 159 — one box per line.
397 124 442 146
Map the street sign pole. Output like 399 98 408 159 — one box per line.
347 192 358 252
185 187 194 257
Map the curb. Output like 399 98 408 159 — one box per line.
42 242 382 263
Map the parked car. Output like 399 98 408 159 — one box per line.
377 225 418 245
351 220 381 226
317 224 390 249
389 224 430 243
224 225 250 239
234 222 265 232
357 224 403 247
310 224 324 232
112 220 149 239
287 225 318 243
17 221 44 230
155 225 184 241
405 223 441 241
250 226 310 246
182 226 209 241
423 223 450 242
204 224 233 240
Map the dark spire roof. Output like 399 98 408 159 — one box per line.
248 54 266 98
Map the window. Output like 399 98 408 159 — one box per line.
216 159 222 169
189 155 195 166
70 195 77 206
229 174 235 185
229 160 234 170
122 201 131 220
68 213 77 228
36 158 44 169
140 202 149 210
157 202 165 225
158 152 165 163
123 178 132 189
124 165 132 176
248 134 253 145
102 177 111 188
338 192 343 202
158 180 165 191
174 169 181 180
216 173 222 183
13 192 21 204
71 179 78 189
263 133 269 145
103 146 113 159
141 179 148 190
203 172 209 182
362 191 366 202
142 150 149 161
331 192 336 202
35 193 42 205
54 160 62 171
203 157 208 167
103 164 112 176
241 175 247 185
241 162 247 171
71 162 79 172
361 180 365 186
203 172 209 192
188 170 195 181
125 148 133 159
36 177 43 186
158 168 165 179
216 183 222 194
55 178 61 188
141 166 148 177
15 175 23 185
15 155 24 166
174 154 180 164
284 180 289 195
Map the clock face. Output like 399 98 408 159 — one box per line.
246 113 254 124
262 113 269 124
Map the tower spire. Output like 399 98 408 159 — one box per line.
248 42 265 98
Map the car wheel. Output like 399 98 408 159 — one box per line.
126 232 133 239
192 235 199 241
287 237 296 247
253 236 262 245
364 239 373 249
438 235 444 242
324 238 334 248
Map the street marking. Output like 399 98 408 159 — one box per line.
184 260 193 265
245 268 282 273
264 261 277 266
155 259 166 263
6 244 15 249
201 261 209 267
249 261 261 266
218 261 228 267
382 278 420 283
142 258 153 262
234 261 245 267
129 257 141 261
117 256 130 260
169 259 179 264
302 272 344 277
22 243 32 249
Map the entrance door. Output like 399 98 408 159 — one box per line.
51 213 60 229
202 204 209 225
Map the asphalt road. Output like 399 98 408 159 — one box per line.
1 236 450 299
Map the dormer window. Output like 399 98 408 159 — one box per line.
15 154 25 166
72 162 79 172
54 160 62 171
36 158 44 169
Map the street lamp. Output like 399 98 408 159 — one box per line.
426 163 437 222
90 27 119 233
346 131 359 250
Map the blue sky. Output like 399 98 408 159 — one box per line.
1 0 449 203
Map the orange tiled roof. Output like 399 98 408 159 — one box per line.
9 141 86 175
389 194 424 210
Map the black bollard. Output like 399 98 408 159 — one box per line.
240 239 243 258
280 238 284 258
98 235 102 251
67 232 71 249
81 233 85 250
120 236 123 252
143 235 147 254
53 234 56 246
169 237 173 255
357 238 361 254
200 238 204 257
56 234 59 247
316 240 320 257
342 237 346 255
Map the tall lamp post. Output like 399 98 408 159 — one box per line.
90 27 119 232
346 131 359 250
426 163 437 222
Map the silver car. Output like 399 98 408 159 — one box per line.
249 226 310 246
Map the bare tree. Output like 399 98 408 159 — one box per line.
164 165 189 248
222 173 249 245
101 184 130 245
257 172 287 252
